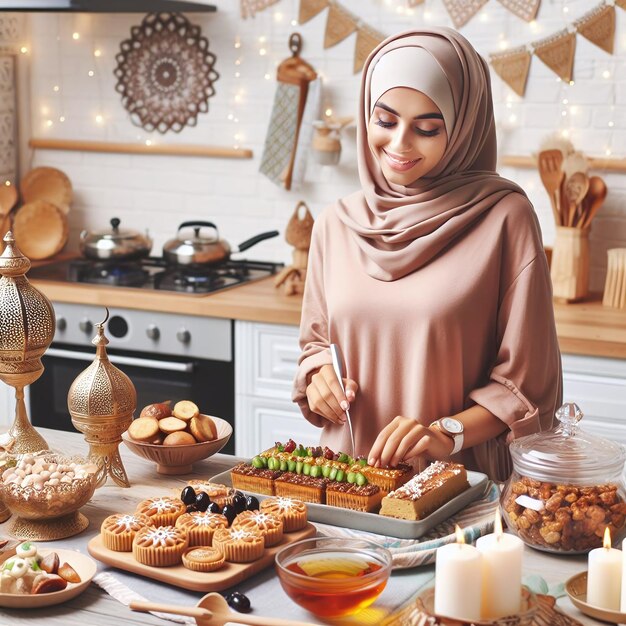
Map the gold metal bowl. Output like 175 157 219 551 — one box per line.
121 415 233 475
0 453 102 540
565 570 626 623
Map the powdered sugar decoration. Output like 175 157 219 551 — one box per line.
145 527 178 547
115 515 140 530
148 498 178 513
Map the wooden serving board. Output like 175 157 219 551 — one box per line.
87 522 316 592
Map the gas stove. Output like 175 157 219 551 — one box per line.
28 257 283 295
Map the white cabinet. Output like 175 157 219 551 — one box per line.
561 354 626 444
235 321 321 457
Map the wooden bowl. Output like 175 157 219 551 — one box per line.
121 415 232 475
12 200 68 260
20 166 72 214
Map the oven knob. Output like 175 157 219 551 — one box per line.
146 324 160 340
79 318 93 333
176 328 191 344
56 317 67 332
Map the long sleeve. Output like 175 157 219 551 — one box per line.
292 214 333 427
468 250 562 452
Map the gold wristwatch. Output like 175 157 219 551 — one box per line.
430 417 464 455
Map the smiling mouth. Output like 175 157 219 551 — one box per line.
382 149 420 171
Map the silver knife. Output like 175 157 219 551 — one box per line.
329 343 356 457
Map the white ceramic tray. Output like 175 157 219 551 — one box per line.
209 469 488 540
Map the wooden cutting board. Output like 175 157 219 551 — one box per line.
20 167 73 214
12 200 68 260
88 522 316 592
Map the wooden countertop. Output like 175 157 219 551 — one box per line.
27 260 626 359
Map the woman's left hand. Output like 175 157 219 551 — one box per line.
368 416 454 468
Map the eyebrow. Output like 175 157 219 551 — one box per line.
375 101 444 120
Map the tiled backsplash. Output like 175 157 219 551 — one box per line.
8 0 626 290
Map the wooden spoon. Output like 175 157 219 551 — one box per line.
564 171 589 227
0 183 18 216
580 176 607 229
130 593 320 626
538 150 565 225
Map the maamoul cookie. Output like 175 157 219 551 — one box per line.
231 510 284 547
136 496 186 527
132 525 188 567
260 496 307 532
175 511 228 546
181 546 225 572
101 513 153 551
212 527 264 563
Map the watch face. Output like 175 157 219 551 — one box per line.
441 418 463 434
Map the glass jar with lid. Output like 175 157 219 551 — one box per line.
501 402 626 553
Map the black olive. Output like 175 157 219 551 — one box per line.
232 493 247 514
234 490 244 498
245 495 259 511
222 504 236 525
195 492 211 512
207 501 221 515
227 591 251 613
186 503 198 513
181 486 196 505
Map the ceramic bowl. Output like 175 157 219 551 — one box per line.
122 415 232 475
274 536 392 618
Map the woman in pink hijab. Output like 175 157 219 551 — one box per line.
292 27 562 481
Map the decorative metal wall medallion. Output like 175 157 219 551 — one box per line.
114 13 219 134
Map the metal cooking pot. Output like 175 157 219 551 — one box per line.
80 218 153 261
163 221 279 267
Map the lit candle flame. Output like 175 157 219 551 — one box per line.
494 509 503 540
455 524 465 545
603 527 612 549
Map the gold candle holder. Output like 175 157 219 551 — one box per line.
68 309 136 488
0 232 54 454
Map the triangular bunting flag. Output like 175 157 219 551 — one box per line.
496 0 540 22
407 0 425 6
574 4 615 55
240 0 280 19
298 0 329 25
353 27 385 74
533 29 576 83
324 4 357 49
442 0 489 28
616 0 626 10
490 46 532 96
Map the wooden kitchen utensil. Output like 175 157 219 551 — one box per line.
538 149 565 225
19 166 73 214
0 183 18 216
580 175 607 229
259 33 317 190
12 200 68 260
603 248 626 310
564 171 589 227
130 593 319 626
550 226 590 302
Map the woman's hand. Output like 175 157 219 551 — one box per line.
368 416 454 468
305 364 358 425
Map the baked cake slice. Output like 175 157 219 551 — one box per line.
326 482 383 512
230 463 282 496
274 472 329 504
379 461 469 521
358 462 414 494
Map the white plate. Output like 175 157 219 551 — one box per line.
0 548 97 608
209 468 489 540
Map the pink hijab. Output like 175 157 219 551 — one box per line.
335 27 527 281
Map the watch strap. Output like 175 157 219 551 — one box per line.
430 418 464 455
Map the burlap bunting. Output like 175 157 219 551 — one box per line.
442 0 489 28
240 0 279 19
574 4 615 55
533 29 576 83
353 27 385 74
490 46 532 96
324 3 357 48
617 0 626 10
496 0 540 22
298 0 329 25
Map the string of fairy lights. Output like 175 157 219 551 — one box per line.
14 0 625 159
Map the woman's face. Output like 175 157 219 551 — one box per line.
368 87 448 186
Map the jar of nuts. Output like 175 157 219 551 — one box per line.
501 402 626 554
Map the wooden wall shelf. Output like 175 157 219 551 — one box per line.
29 138 253 159
501 155 626 172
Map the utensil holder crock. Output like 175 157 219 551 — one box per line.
550 226 589 302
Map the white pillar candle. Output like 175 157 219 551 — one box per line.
435 525 482 621
476 510 523 619
588 528 621 611
621 537 626 612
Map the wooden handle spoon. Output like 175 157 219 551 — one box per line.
580 176 607 229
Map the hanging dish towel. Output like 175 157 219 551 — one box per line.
259 33 317 190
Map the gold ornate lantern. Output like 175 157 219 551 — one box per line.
68 309 135 487
0 232 54 453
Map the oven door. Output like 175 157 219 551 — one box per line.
30 342 235 454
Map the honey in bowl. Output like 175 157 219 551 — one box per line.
275 538 392 618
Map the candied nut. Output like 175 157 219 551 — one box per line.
522 508 540 524
517 516 531 530
540 485 553 501
522 477 541 488
600 491 618 506
545 494 563 513
512 482 527 495
564 493 578 504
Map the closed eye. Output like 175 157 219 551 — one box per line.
375 119 440 137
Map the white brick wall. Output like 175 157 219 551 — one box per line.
18 0 626 291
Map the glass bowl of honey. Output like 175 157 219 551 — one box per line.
274 536 392 618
